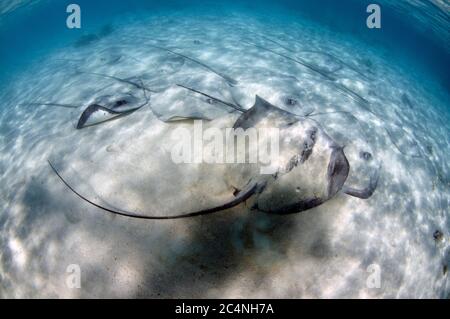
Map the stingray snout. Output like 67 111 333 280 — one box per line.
326 146 350 199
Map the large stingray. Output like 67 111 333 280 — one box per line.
49 95 379 219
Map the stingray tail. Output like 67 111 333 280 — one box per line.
48 161 258 220
176 84 245 112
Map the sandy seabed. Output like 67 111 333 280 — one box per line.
0 12 449 298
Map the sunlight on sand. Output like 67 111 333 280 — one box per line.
0 11 448 298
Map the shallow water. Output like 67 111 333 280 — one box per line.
0 1 449 298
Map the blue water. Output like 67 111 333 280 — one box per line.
1 0 449 92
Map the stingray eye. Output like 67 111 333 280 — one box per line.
284 97 298 106
114 99 128 107
359 151 372 161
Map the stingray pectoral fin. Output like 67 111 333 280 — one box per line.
77 104 122 129
343 166 380 199
48 160 260 220
77 103 145 129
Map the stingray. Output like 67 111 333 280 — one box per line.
74 70 241 123
242 39 335 81
384 125 423 158
78 69 242 116
98 24 115 38
53 54 123 67
298 49 371 81
242 40 370 106
248 32 369 80
242 38 423 158
76 82 150 129
296 50 344 75
149 83 242 122
78 71 158 93
147 43 238 86
73 24 115 48
19 79 140 112
258 35 342 75
401 93 414 109
49 95 379 219
74 34 100 48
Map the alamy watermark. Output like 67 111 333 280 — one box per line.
366 4 381 29
170 120 280 175
66 4 81 29
65 4 380 30
366 263 381 289
66 264 81 289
